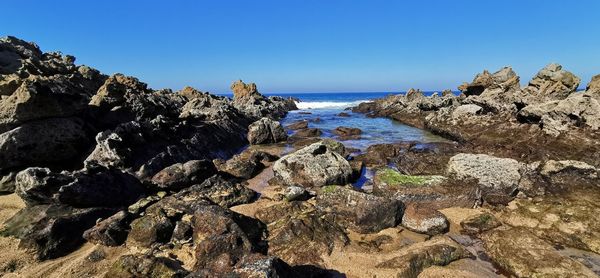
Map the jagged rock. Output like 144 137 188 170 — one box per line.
587 74 600 95
15 167 71 206
0 117 91 171
151 160 217 191
214 149 276 179
460 212 501 235
0 171 16 194
451 104 482 119
0 204 116 259
447 153 524 203
231 80 296 119
291 127 322 138
376 236 474 277
540 160 598 179
481 227 596 277
105 254 187 278
247 117 287 145
256 202 348 266
127 209 175 248
228 254 298 278
315 186 403 233
83 210 132 246
401 203 449 235
189 175 257 208
521 63 581 102
458 67 520 97
285 120 308 130
273 142 352 188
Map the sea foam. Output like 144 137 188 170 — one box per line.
295 100 369 109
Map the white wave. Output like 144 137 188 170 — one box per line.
295 100 370 109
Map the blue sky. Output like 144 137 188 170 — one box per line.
3 0 600 93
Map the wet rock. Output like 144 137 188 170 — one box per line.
401 203 449 235
247 117 287 145
349 159 364 181
447 153 524 203
481 227 596 277
0 171 16 194
189 175 257 208
273 142 352 188
283 185 309 201
257 202 348 266
292 127 322 138
459 212 501 236
337 112 351 117
0 117 91 171
105 254 187 278
0 204 116 260
354 143 408 167
127 210 174 248
83 210 132 246
315 186 403 233
285 120 308 130
376 236 474 277
151 160 217 191
333 126 362 139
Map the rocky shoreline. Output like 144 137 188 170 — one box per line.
1 36 600 277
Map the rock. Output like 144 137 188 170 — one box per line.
451 104 482 119
0 171 16 194
189 175 257 208
151 160 217 191
231 80 296 119
315 186 403 233
540 160 598 179
354 143 408 167
587 74 600 94
283 186 309 201
333 126 362 140
376 236 474 277
83 210 132 246
193 204 267 271
349 159 364 181
256 202 348 266
401 203 449 235
459 212 501 236
15 167 70 206
458 67 520 97
0 117 91 171
481 227 596 277
0 204 116 259
447 153 524 202
247 117 287 145
285 120 308 130
318 138 347 156
522 63 581 102
229 254 298 278
374 168 446 188
337 112 351 117
127 210 175 248
272 142 352 188
214 149 275 179
292 127 322 138
105 254 187 278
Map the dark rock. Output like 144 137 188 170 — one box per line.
105 254 187 278
460 212 501 235
190 175 257 208
285 120 308 130
0 204 116 260
83 210 132 246
15 167 71 206
333 126 362 140
315 186 404 233
337 112 351 117
0 171 17 194
214 149 275 179
127 209 174 248
151 160 216 191
247 117 287 145
292 128 322 138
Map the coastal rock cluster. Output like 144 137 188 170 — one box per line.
1 36 600 277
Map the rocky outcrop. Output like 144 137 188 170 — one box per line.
231 80 297 119
273 142 352 187
520 63 581 103
247 117 287 145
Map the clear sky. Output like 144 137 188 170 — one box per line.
2 0 600 93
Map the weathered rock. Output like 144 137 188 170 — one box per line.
459 212 501 236
247 117 287 145
0 117 91 171
0 171 16 194
521 63 581 102
285 120 308 130
273 142 352 188
214 149 276 179
127 210 175 248
151 160 217 191
316 186 403 233
105 254 187 278
458 67 520 97
283 185 309 201
481 227 596 277
83 210 132 246
587 74 600 95
256 202 348 266
333 126 362 137
447 153 524 203
231 80 297 119
401 203 449 235
451 104 482 119
15 167 71 206
189 175 257 208
540 160 598 179
0 204 116 259
376 236 474 277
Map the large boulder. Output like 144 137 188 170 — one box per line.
272 142 352 187
447 153 525 203
315 186 403 233
247 117 287 145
